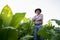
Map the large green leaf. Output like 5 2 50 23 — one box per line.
0 14 3 29
10 13 25 28
38 29 51 39
38 21 56 40
20 35 33 40
51 19 60 25
0 27 18 40
51 27 60 40
1 5 13 26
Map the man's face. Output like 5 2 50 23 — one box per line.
35 10 41 14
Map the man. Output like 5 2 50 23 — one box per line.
32 8 44 40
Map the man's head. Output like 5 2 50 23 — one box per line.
35 8 42 15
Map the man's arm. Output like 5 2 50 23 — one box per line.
36 14 43 21
36 14 43 24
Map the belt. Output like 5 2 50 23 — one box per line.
35 23 42 25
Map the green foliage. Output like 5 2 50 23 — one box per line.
0 14 3 29
38 20 60 40
1 5 13 26
38 21 54 39
51 19 60 25
18 18 34 40
0 27 18 40
20 35 33 40
0 5 25 40
10 13 25 28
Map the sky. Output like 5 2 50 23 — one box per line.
0 0 60 25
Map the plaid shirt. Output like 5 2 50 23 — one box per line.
32 14 43 24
